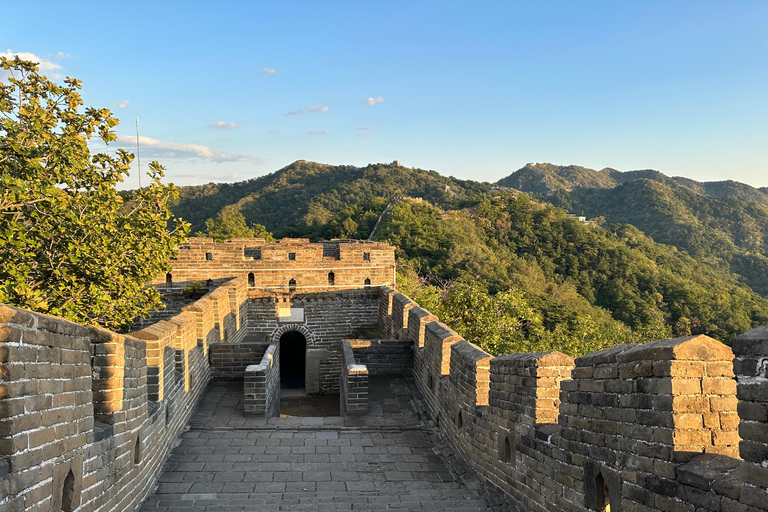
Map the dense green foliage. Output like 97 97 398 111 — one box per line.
502 163 768 296
0 58 188 331
172 161 491 233
277 191 768 355
541 178 768 296
195 210 274 242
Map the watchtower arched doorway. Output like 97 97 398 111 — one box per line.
280 330 306 390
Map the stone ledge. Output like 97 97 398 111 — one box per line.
676 453 742 500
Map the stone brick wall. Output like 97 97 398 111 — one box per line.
732 326 768 510
346 339 413 376
153 238 396 294
378 287 397 337
379 290 768 512
0 277 251 512
243 344 280 417
244 289 380 395
210 341 269 379
341 341 368 416
390 293 415 340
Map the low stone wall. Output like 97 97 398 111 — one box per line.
244 344 280 417
346 339 412 376
341 341 368 415
379 289 768 512
0 277 250 512
210 340 270 380
246 289 381 394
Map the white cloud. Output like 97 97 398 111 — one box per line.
260 68 276 74
112 100 130 108
286 105 329 116
208 121 237 129
268 129 279 134
1 50 61 71
115 135 259 163
308 130 330 135
364 96 384 105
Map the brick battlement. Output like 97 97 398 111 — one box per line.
0 277 250 512
155 237 396 294
378 286 768 512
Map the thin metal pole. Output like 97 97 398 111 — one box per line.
135 118 142 188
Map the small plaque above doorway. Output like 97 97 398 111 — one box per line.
277 307 304 323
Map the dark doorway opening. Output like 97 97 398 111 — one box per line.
280 330 306 390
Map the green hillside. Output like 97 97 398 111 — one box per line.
171 161 491 233
271 191 768 353
499 163 768 296
498 162 768 207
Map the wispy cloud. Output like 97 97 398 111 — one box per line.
208 121 237 129
308 130 330 135
356 126 377 137
1 50 66 79
115 135 259 163
260 68 276 75
112 100 130 108
268 129 279 134
364 96 384 106
286 105 329 116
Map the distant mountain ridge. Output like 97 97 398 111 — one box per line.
170 160 768 298
171 160 490 233
497 163 768 296
497 162 768 207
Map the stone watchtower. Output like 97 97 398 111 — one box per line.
155 238 396 395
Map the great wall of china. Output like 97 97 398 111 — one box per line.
0 238 766 511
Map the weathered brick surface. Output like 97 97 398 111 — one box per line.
390 293 416 340
378 289 768 512
378 286 397 337
241 289 380 394
340 340 369 415
0 277 245 512
347 338 413 376
243 343 280 416
731 327 768 510
153 238 396 293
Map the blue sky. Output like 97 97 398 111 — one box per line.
4 1 767 189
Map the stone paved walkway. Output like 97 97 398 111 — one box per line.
138 378 511 511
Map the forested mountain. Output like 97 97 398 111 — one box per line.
498 162 768 207
497 163 768 295
171 161 490 233
170 161 768 356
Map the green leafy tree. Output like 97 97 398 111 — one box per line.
195 210 274 242
0 57 189 331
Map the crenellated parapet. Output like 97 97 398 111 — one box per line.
155 237 396 294
0 277 254 512
731 327 768 508
379 289 768 512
